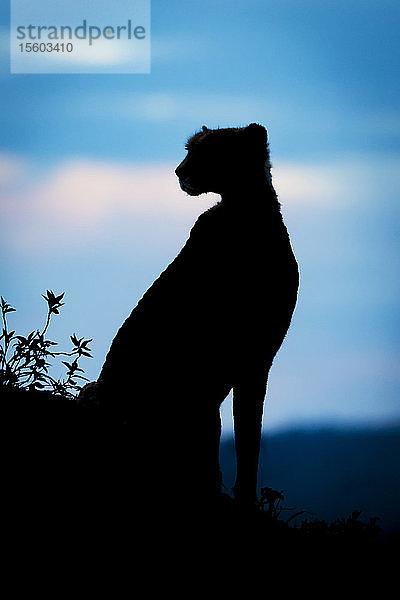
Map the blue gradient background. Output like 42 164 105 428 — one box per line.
1 1 399 435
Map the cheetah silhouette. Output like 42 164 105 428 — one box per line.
80 123 299 508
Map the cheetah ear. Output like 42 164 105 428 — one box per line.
245 123 268 143
202 125 209 133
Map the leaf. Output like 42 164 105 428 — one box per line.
286 511 307 524
5 330 15 343
81 339 93 348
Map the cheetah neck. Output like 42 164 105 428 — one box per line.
220 176 280 211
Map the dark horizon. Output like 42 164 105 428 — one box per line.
220 423 400 538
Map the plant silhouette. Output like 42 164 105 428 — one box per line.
0 291 92 396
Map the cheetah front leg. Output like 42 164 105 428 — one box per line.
232 370 269 504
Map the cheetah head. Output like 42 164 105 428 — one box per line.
175 123 270 196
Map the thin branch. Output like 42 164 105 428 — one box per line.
41 310 52 337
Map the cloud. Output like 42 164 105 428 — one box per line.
273 162 346 208
275 154 400 210
69 89 400 143
151 34 215 64
32 159 217 223
0 27 9 73
20 38 150 72
72 91 276 125
117 92 271 123
0 153 26 185
0 153 399 257
43 39 135 67
0 156 218 255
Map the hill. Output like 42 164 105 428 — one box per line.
221 425 400 537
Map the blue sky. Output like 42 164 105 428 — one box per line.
1 0 399 433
